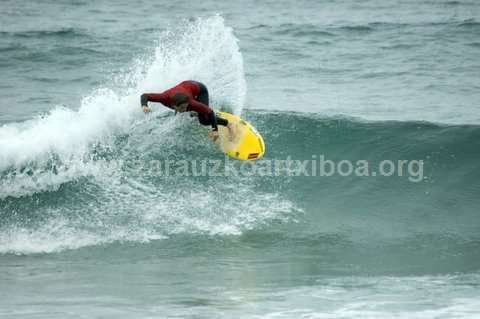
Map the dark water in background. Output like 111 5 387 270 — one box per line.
1 0 480 318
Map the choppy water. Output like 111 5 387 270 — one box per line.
1 0 480 318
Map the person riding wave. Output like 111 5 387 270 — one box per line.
140 80 233 140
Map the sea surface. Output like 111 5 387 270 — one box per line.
1 0 480 318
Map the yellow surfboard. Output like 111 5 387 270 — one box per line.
214 111 265 161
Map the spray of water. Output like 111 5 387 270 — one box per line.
0 15 246 199
0 16 298 255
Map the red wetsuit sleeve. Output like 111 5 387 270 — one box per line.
141 93 173 109
187 99 213 114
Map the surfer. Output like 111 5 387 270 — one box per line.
140 80 233 141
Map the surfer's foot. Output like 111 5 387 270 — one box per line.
227 122 236 141
208 130 219 143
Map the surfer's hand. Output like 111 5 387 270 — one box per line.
142 106 152 113
208 130 219 142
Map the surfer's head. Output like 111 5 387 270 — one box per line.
172 93 189 113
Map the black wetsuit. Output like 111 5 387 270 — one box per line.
195 82 228 128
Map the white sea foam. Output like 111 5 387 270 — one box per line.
0 16 295 255
219 274 480 319
0 175 300 254
0 15 246 199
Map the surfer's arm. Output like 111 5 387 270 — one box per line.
140 93 172 109
188 100 218 131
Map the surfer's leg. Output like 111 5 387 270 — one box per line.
197 112 228 127
197 113 211 126
198 112 234 140
197 82 209 105
196 82 228 127
217 117 228 126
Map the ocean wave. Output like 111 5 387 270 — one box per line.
336 25 374 32
273 23 337 37
234 274 480 318
457 18 480 28
0 27 88 39
1 109 479 255
0 43 29 53
0 15 246 198
262 19 480 37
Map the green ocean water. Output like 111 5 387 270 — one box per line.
1 1 480 318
